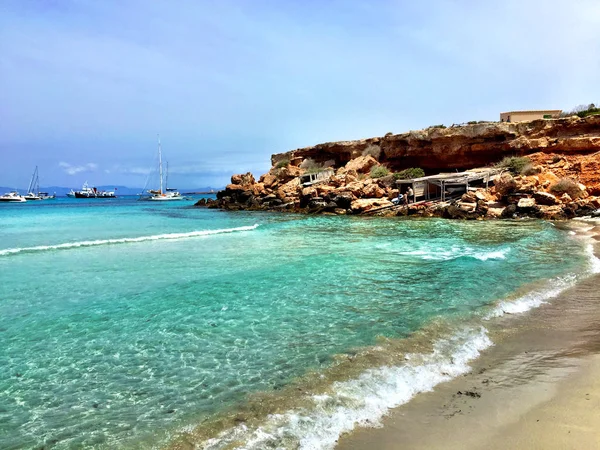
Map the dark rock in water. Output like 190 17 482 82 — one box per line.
194 198 207 206
444 205 469 219
501 204 517 218
333 194 353 210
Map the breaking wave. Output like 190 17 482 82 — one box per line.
199 327 492 450
399 246 510 261
0 224 260 256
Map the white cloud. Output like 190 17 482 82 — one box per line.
58 162 98 175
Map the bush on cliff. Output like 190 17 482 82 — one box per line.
394 168 425 180
550 178 583 199
275 158 290 169
370 165 390 178
362 144 381 160
496 156 532 175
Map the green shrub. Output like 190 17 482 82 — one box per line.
467 121 478 125
362 144 381 159
427 124 446 129
275 158 290 169
496 156 532 175
549 178 583 199
394 168 425 180
370 165 390 178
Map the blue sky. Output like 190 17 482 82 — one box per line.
1 0 599 189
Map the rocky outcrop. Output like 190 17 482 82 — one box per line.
271 115 600 172
199 116 600 220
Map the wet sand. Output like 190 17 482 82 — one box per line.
338 269 600 450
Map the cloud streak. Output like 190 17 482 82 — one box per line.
58 162 98 176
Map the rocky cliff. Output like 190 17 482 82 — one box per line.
198 115 600 219
271 115 600 172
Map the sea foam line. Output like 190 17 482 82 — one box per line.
201 327 492 450
0 224 260 256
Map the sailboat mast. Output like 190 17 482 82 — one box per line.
166 161 169 190
34 166 39 195
158 135 163 194
27 166 37 193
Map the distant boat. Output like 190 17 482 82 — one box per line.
0 191 27 202
24 166 55 200
140 136 185 201
69 182 116 198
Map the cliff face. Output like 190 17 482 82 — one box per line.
271 115 600 172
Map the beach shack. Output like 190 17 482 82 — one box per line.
396 169 500 203
300 168 334 187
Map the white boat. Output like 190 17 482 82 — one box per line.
141 137 185 201
24 166 56 200
0 191 27 202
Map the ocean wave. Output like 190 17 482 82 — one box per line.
0 224 260 256
200 327 492 450
399 246 509 262
486 238 600 319
485 273 578 319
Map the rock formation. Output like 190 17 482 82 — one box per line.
198 115 600 220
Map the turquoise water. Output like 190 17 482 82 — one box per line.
0 197 594 449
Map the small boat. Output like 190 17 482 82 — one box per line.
0 191 27 202
140 137 185 201
24 166 56 200
70 182 116 198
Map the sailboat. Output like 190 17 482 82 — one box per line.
143 137 184 201
24 166 55 200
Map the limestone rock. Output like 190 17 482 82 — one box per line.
517 197 536 209
362 183 386 198
231 172 255 186
339 155 378 174
350 198 392 213
533 191 558 206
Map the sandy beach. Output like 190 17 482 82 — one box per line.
338 266 600 450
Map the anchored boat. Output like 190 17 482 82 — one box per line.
24 166 55 200
69 182 116 198
140 137 185 201
0 191 27 202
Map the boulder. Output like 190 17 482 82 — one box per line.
533 191 558 206
332 194 353 210
494 173 517 197
517 197 536 209
251 183 266 197
362 183 386 198
350 198 392 213
501 204 517 218
339 155 378 174
261 173 278 189
231 172 255 186
538 205 567 220
458 202 477 212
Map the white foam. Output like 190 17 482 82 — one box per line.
0 224 260 256
201 327 492 450
399 246 509 262
485 274 578 319
486 234 600 319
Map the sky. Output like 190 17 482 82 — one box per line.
1 0 599 189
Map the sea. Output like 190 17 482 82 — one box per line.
1 196 599 449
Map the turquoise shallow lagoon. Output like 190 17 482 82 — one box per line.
0 197 596 449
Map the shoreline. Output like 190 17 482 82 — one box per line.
337 238 600 450
165 222 600 449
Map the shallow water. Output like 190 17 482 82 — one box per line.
0 198 596 449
